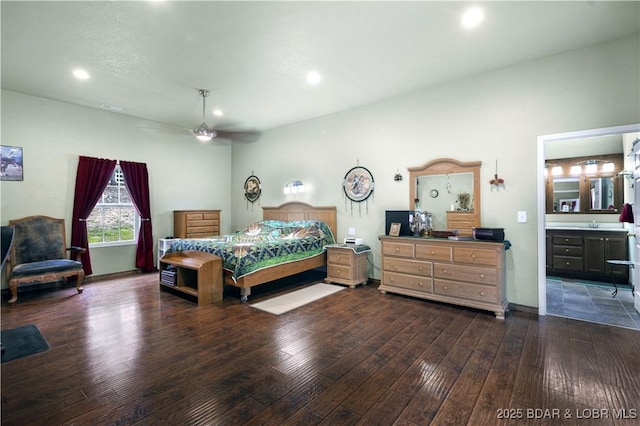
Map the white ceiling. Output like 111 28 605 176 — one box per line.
2 1 639 137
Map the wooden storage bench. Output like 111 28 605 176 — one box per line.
159 251 222 305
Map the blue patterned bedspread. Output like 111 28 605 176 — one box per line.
166 220 336 282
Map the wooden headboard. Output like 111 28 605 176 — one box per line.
263 202 337 239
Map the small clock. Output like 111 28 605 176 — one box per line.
430 189 439 198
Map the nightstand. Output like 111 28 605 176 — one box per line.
325 244 370 288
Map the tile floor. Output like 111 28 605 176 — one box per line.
546 276 640 330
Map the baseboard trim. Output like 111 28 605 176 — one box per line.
508 302 538 315
83 269 144 283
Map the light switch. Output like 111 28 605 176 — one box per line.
517 211 527 223
348 227 356 235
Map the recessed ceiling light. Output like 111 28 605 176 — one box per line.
72 69 90 80
212 109 223 117
306 71 322 85
461 7 484 29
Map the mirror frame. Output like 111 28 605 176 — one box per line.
408 158 482 226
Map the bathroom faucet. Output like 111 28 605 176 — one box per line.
589 220 599 228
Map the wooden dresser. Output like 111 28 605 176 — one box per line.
173 210 221 238
379 235 508 319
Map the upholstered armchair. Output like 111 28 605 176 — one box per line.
6 216 86 305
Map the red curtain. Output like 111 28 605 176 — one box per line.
71 156 117 276
120 160 154 272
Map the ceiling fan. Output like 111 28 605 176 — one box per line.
193 89 216 142
192 89 261 143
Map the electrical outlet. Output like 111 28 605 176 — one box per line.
517 211 527 223
348 227 356 235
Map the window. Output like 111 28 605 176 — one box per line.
87 165 139 246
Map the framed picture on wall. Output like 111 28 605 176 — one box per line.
1 145 23 181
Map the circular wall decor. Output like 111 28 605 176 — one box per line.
343 166 374 202
430 189 439 198
244 175 261 202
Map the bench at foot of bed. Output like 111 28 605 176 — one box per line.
159 251 223 305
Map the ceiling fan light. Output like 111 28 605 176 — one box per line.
194 124 215 142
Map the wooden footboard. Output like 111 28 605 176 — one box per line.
223 252 327 292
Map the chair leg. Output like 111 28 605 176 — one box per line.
8 279 18 305
76 270 85 294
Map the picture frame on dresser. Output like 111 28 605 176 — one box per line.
389 222 401 237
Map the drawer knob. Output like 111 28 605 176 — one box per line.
443 285 448 290
565 238 569 242
395 247 399 252
337 256 342 260
418 266 423 271
480 291 485 296
566 262 570 265
337 269 341 273
479 273 485 279
419 282 423 287
471 253 477 259
430 250 435 255
565 248 569 252
442 269 448 274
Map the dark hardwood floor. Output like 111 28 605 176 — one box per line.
2 271 639 425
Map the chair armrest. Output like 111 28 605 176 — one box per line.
67 246 87 255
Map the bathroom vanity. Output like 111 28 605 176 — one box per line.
546 227 629 283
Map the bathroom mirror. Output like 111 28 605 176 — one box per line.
408 158 481 231
587 176 622 212
545 153 624 214
551 177 580 213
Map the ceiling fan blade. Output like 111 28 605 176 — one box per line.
214 129 262 143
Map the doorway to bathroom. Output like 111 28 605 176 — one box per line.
537 123 640 330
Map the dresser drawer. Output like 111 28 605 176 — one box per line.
328 250 354 265
382 242 415 258
434 279 497 304
553 245 582 256
553 255 583 271
433 262 498 286
447 218 476 228
383 257 432 277
383 271 433 293
328 264 352 280
186 212 206 221
453 247 498 266
552 235 582 246
415 244 452 262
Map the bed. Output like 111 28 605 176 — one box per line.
165 202 337 301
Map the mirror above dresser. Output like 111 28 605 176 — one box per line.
408 158 481 236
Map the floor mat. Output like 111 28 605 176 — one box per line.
250 283 345 315
1 324 50 363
